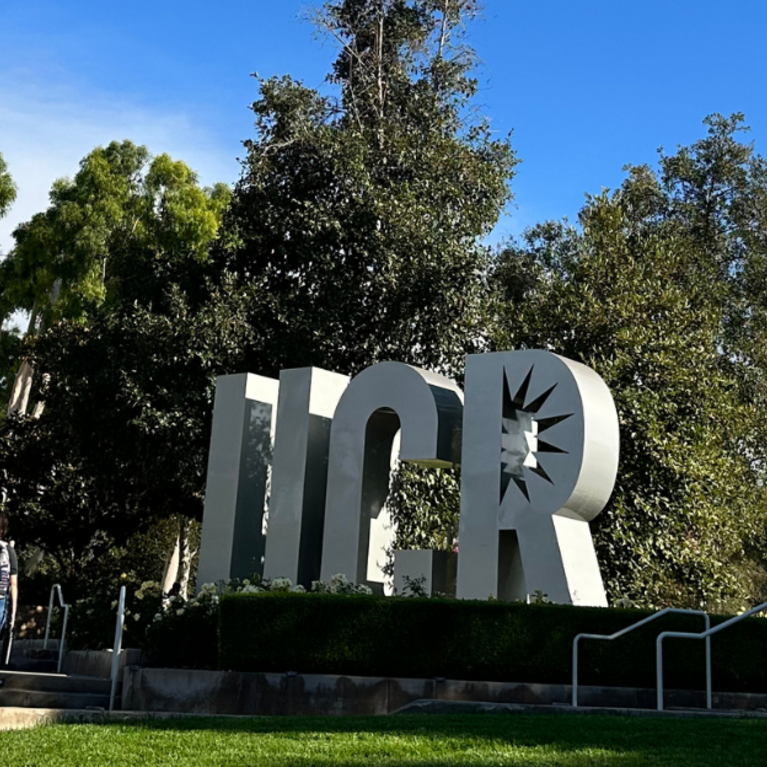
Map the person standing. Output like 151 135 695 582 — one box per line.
0 512 18 636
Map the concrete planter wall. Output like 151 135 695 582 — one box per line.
120 667 767 715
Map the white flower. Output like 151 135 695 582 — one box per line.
270 577 293 592
329 573 351 593
291 585 306 593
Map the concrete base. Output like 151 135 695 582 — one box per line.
63 649 142 678
122 668 767 716
394 699 767 720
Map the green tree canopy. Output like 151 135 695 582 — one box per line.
209 0 517 558
0 152 16 221
218 0 516 380
0 142 233 590
0 141 229 333
491 115 767 611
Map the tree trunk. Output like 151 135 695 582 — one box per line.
161 517 196 599
7 301 42 417
161 525 181 597
7 358 34 416
177 518 195 598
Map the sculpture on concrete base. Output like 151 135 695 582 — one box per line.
198 350 619 608
456 350 619 606
320 362 463 592
197 374 279 586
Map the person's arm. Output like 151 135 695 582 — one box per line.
9 574 16 629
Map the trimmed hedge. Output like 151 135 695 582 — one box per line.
219 593 767 693
144 605 218 669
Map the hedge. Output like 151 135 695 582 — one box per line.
144 604 219 669
219 593 767 693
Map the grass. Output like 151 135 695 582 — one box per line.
1 712 766 766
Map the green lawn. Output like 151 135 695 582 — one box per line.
1 712 765 766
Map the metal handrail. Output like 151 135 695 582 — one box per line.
572 608 711 708
42 584 70 674
109 585 127 712
657 600 767 711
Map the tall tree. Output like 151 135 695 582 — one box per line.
0 152 20 408
216 0 515 558
218 0 515 380
491 116 767 611
0 141 229 416
0 143 233 592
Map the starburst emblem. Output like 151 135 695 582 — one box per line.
500 367 572 502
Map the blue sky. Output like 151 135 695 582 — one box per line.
2 0 766 254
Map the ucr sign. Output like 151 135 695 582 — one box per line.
198 350 619 606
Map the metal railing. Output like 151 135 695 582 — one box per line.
43 584 70 674
657 600 767 711
572 608 711 708
109 585 127 712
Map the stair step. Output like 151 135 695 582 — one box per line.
6 659 57 674
0 671 113 695
0 689 111 710
22 649 59 661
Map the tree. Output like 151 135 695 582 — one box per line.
0 152 16 221
218 0 515 381
491 116 767 610
0 282 252 594
0 141 230 416
0 143 233 594
215 0 516 556
0 152 20 408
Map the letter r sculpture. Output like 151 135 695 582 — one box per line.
456 350 619 606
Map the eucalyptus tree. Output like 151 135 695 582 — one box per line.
0 142 232 592
0 152 15 220
0 141 229 416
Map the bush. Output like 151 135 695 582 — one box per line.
219 594 767 693
144 575 372 668
67 579 164 651
143 584 219 668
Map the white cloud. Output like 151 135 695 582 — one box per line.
0 74 240 256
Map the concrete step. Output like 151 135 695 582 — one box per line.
0 689 110 710
22 649 58 661
0 671 112 694
5 640 61 673
6 659 57 674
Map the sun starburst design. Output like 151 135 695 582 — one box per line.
500 366 573 503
